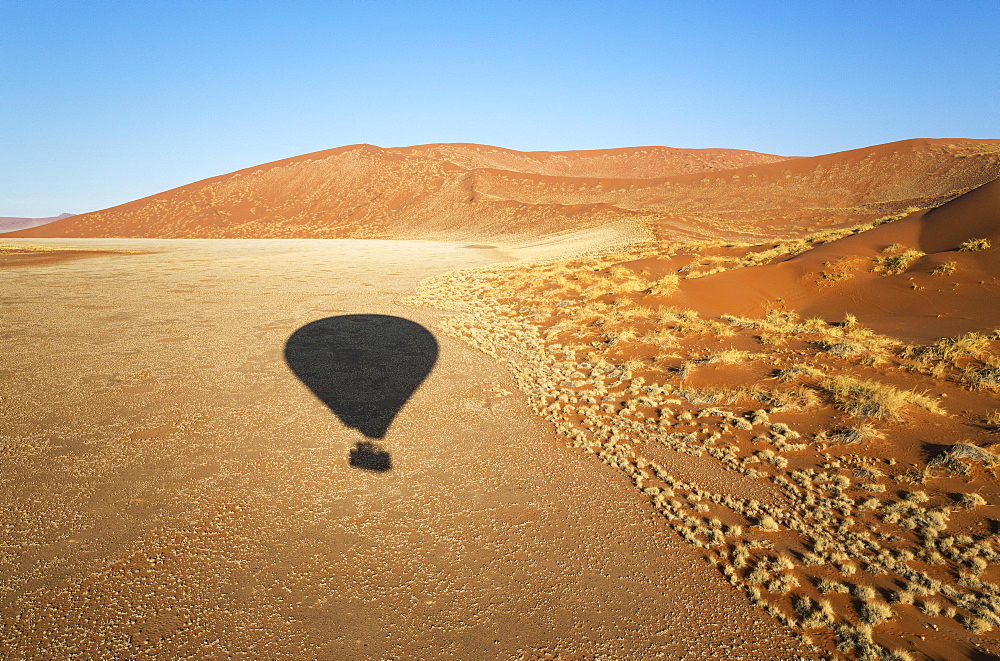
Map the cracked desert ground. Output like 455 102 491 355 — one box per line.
0 238 814 659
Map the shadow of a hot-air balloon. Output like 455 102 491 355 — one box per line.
284 315 438 472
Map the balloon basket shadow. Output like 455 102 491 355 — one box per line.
349 441 392 472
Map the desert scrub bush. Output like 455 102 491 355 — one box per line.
816 339 867 357
756 515 780 531
821 376 944 419
859 600 894 624
958 492 987 509
890 589 914 605
964 363 1000 391
643 274 680 296
928 443 999 472
883 650 915 661
701 349 755 364
746 567 770 585
857 497 881 510
931 261 957 276
776 364 825 382
816 267 856 287
837 560 858 576
853 584 877 601
793 594 816 617
826 424 885 445
766 385 821 412
905 331 992 364
874 249 925 275
919 599 942 616
766 573 799 594
835 623 879 658
959 238 991 252
961 613 993 633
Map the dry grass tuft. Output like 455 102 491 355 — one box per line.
858 600 894 625
958 492 987 509
958 238 991 252
931 261 957 276
964 363 1000 391
776 364 825 382
827 424 885 445
643 274 681 296
905 332 992 364
874 249 925 275
821 376 945 419
928 443 998 470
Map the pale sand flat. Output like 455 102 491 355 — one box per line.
0 238 815 659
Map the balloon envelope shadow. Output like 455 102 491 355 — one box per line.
284 315 438 472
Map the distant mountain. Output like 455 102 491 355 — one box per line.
8 139 1000 242
0 213 74 234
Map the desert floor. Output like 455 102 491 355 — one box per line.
0 238 816 660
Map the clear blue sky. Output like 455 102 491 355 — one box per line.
2 1 998 216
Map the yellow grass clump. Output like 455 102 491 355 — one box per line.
931 261 957 276
643 274 680 296
874 248 925 275
958 238 991 252
821 376 944 419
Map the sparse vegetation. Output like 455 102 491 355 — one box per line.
964 363 1000 391
821 376 944 419
959 238 991 252
874 249 924 275
644 274 680 296
928 443 998 471
959 492 987 509
931 261 957 276
405 198 1000 661
827 424 884 445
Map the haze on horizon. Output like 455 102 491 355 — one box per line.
2 0 998 217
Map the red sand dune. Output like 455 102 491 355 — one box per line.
675 177 1000 341
9 139 1000 242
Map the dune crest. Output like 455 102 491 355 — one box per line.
9 139 999 242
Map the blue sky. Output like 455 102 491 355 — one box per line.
2 1 998 216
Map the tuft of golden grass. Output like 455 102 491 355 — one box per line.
959 492 987 509
931 261 957 276
905 331 991 363
643 274 680 296
928 443 998 470
958 238 991 252
963 363 1000 391
776 364 825 382
826 423 885 445
874 248 925 275
858 600 894 625
821 376 945 419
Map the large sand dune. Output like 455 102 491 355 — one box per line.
673 177 1000 340
9 139 1000 242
